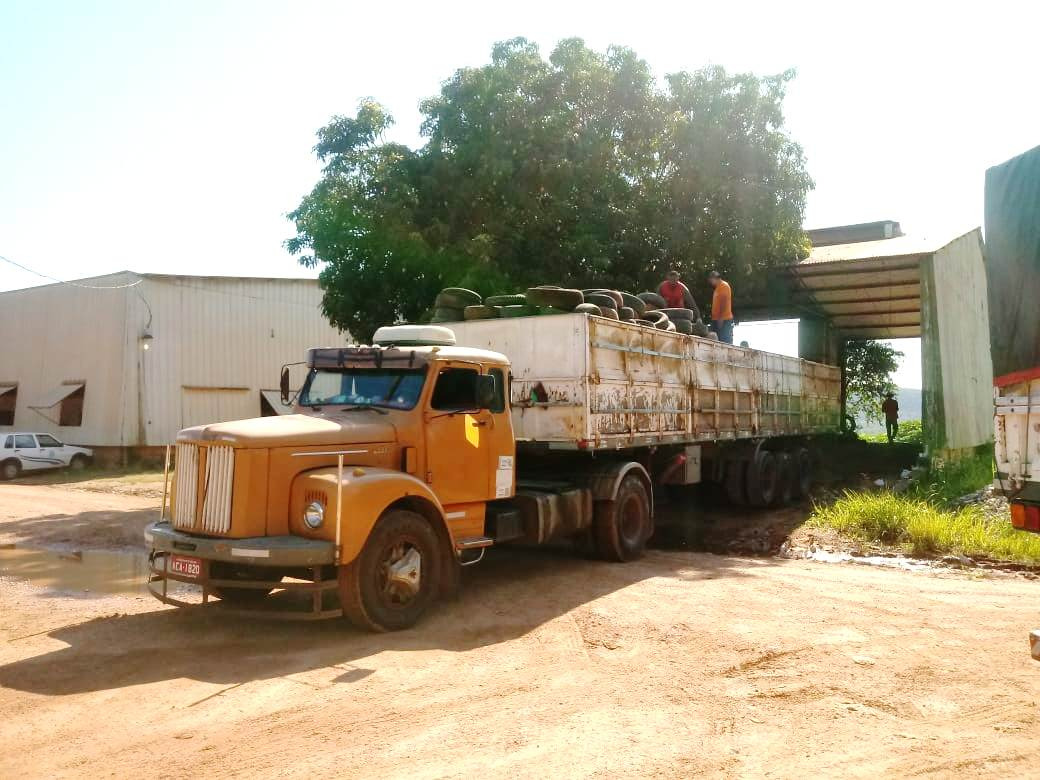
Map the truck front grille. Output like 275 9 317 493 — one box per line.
172 443 234 534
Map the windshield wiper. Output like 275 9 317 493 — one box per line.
340 404 389 415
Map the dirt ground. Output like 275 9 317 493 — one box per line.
2 483 1040 778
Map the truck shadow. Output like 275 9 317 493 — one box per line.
0 545 758 696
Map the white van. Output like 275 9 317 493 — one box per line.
0 433 94 480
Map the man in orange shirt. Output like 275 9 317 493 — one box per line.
708 270 734 343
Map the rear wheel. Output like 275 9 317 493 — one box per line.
772 453 794 507
595 474 652 562
745 450 778 508
792 447 813 499
338 509 441 632
1 460 20 481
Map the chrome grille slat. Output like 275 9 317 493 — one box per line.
173 443 198 529
202 445 234 533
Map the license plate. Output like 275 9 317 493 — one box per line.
169 555 202 579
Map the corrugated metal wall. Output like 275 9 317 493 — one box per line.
134 275 345 445
921 230 994 452
0 273 345 447
0 273 132 446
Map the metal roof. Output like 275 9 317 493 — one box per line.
788 228 981 340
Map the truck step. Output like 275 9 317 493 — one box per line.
455 536 494 550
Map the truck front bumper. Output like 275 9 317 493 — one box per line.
144 521 341 620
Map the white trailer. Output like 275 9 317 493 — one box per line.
994 367 1040 532
449 313 840 508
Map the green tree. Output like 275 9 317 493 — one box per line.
288 38 813 340
843 340 903 426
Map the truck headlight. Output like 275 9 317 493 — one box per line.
303 501 324 529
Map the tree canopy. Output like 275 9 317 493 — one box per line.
288 38 813 339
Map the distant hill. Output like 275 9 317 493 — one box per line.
856 388 921 433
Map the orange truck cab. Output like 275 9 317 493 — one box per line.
145 325 653 631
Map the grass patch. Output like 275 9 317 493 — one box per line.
810 491 1040 564
911 451 993 504
17 464 164 487
860 419 923 445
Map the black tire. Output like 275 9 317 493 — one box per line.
725 459 746 505
574 303 602 315
772 452 794 506
663 320 676 331
583 293 618 310
643 310 667 324
538 306 571 316
463 304 499 320
637 291 666 309
659 308 695 321
210 562 281 604
601 307 619 320
619 292 646 316
632 319 654 327
338 509 442 632
691 320 709 337
1 459 21 481
617 306 635 321
526 287 583 309
745 450 778 508
501 304 536 318
792 447 812 499
484 294 526 306
436 288 482 307
431 306 463 321
582 289 623 307
594 475 652 562
69 454 89 471
673 319 693 334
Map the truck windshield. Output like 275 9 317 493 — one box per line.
299 368 426 410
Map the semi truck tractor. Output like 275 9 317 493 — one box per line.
145 313 840 631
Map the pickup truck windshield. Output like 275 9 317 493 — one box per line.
299 368 426 410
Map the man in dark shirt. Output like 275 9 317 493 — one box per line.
881 392 899 443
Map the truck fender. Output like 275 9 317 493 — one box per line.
584 461 654 516
289 467 453 566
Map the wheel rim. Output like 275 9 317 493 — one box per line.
377 538 423 607
619 494 645 545
3 464 16 479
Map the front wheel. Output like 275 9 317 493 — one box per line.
69 454 88 472
338 509 442 632
594 474 652 562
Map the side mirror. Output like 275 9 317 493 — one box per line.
475 374 497 409
280 365 291 405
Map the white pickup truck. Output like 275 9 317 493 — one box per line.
0 432 93 479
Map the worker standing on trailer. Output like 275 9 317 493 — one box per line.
708 270 734 344
658 269 698 312
882 391 900 443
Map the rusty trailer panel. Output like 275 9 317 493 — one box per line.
449 314 840 449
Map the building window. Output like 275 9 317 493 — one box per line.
0 384 15 426
60 384 85 427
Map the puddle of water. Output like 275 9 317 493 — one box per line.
0 546 151 596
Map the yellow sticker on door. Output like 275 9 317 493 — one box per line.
464 414 481 448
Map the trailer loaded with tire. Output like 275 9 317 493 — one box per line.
143 307 840 630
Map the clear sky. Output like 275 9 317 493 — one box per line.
2 1 1034 386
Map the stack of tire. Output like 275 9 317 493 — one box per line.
431 288 483 322
630 292 710 336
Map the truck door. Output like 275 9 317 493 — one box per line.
484 367 516 499
425 364 493 505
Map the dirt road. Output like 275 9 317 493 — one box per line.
2 484 1039 778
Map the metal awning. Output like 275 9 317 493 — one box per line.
785 232 975 340
29 383 83 409
260 389 294 415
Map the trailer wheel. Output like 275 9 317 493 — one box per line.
338 509 441 632
745 450 778 508
792 447 813 499
725 458 747 505
772 453 795 507
595 475 651 562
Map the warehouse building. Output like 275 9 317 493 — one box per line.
0 272 344 462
